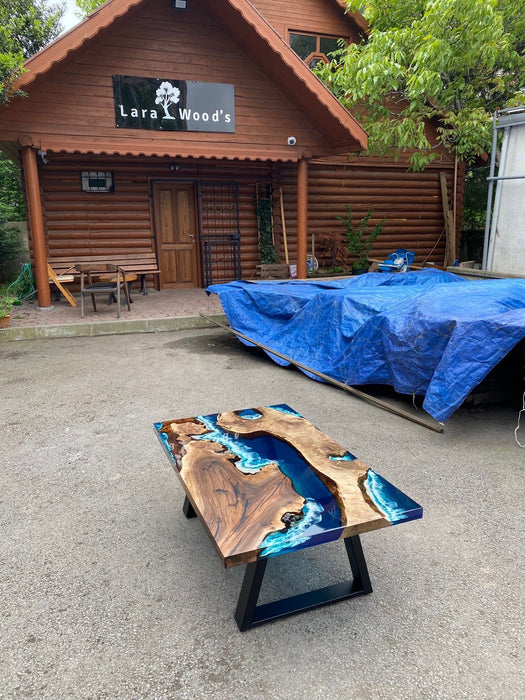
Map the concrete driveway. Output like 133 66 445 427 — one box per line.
1 329 523 699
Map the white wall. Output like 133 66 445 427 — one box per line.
491 123 525 274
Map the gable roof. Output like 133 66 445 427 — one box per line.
12 0 366 157
15 0 144 90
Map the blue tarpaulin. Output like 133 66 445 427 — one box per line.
207 270 525 422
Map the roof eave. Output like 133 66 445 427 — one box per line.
15 0 144 90
13 0 367 153
332 0 369 34
202 0 367 151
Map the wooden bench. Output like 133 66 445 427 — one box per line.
256 263 291 279
47 253 161 294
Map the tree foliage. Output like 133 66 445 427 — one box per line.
0 0 62 258
0 0 64 104
0 152 26 279
0 154 26 221
75 0 105 16
255 189 278 265
318 0 525 169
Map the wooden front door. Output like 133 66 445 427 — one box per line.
154 182 200 288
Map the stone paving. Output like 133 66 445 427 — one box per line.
1 286 226 341
2 328 523 699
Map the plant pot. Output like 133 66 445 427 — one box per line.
0 315 10 328
352 267 369 275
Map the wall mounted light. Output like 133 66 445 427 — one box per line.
38 149 49 164
173 0 188 9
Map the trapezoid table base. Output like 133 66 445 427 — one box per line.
234 535 373 632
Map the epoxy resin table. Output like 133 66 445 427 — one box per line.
155 405 422 631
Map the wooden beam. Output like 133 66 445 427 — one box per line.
296 158 308 279
279 188 289 264
440 172 456 268
22 146 52 308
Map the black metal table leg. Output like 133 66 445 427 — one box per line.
234 534 373 631
235 558 268 632
345 533 373 594
182 495 197 518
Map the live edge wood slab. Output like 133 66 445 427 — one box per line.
155 405 423 569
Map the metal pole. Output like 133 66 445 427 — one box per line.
487 174 525 182
482 112 499 270
201 314 444 433
486 125 510 271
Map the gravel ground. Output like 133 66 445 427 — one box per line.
1 329 523 700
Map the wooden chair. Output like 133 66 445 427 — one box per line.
77 263 131 319
47 264 76 307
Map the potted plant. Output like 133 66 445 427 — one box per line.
0 293 16 328
337 206 385 274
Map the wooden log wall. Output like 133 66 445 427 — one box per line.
273 158 464 269
37 155 270 283
33 153 464 286
0 0 332 162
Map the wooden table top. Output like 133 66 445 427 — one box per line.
155 405 422 568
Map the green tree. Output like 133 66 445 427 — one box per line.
318 0 525 169
0 153 26 280
0 0 63 278
75 0 104 15
0 153 25 221
0 0 64 104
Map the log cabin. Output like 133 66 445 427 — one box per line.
0 0 462 308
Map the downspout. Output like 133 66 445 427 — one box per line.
296 157 308 279
21 146 52 309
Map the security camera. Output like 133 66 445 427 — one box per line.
287 136 297 146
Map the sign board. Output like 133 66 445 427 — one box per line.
113 75 235 133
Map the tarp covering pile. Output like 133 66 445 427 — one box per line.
207 270 525 422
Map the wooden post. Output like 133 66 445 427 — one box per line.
279 188 289 264
296 158 308 279
440 172 455 268
22 146 52 308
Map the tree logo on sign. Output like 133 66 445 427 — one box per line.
155 81 180 119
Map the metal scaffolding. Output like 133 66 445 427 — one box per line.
483 106 525 270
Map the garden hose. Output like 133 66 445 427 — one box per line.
6 263 37 301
